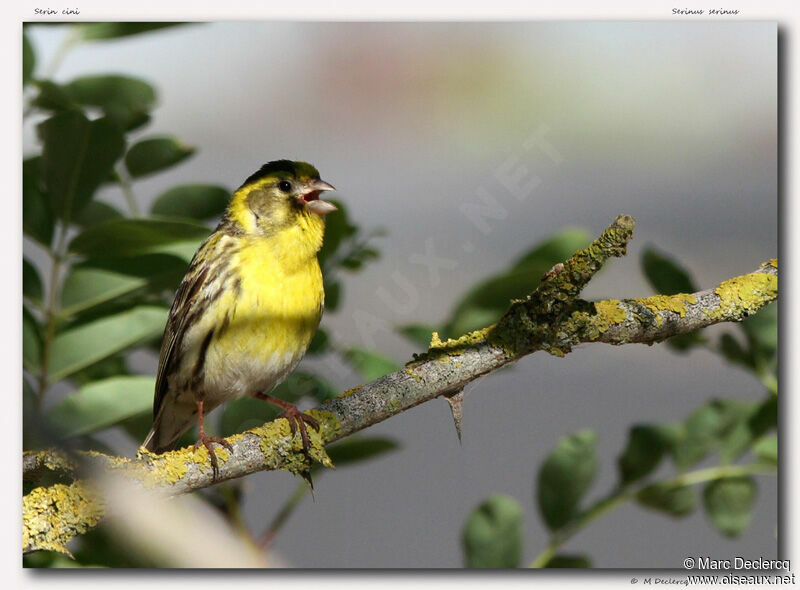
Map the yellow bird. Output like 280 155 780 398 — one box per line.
143 160 337 472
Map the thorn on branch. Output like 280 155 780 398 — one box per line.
443 388 465 444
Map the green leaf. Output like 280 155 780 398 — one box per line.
60 252 189 317
637 483 695 517
641 247 697 295
60 267 147 317
32 80 77 112
125 137 194 178
48 305 168 382
149 240 206 263
23 376 43 448
741 303 777 373
719 332 750 367
664 331 704 352
73 201 124 227
273 371 339 403
307 327 330 354
537 430 598 531
72 526 154 568
23 157 54 246
397 323 437 348
719 397 777 463
543 554 592 568
343 347 399 381
218 397 279 437
462 495 523 568
754 436 777 466
703 476 756 537
718 304 778 376
65 75 157 130
22 551 60 569
323 280 341 311
45 376 155 438
23 30 35 84
79 22 185 41
69 355 130 386
119 412 155 443
151 184 230 220
318 200 357 269
23 306 41 372
513 229 591 271
23 259 44 306
671 401 743 469
617 425 671 485
326 437 399 466
741 303 778 351
445 230 589 337
69 218 209 259
32 78 152 131
63 255 189 315
38 112 125 223
667 399 774 469
340 246 380 271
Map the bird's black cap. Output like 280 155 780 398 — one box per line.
239 160 321 189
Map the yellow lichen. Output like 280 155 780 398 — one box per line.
707 272 777 321
133 450 190 487
306 409 341 442
593 299 627 331
635 294 697 318
23 449 77 478
567 299 628 342
429 331 445 348
249 412 337 474
337 385 363 398
227 432 247 446
430 328 490 353
23 481 105 556
404 368 423 381
408 326 492 366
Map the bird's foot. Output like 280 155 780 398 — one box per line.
277 405 320 454
253 393 320 454
194 433 233 479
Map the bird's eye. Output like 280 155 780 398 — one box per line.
278 180 292 193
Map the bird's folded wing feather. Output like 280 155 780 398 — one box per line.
152 235 220 420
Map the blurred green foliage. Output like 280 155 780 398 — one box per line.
462 495 524 568
537 430 598 532
23 24 390 568
400 229 590 343
459 246 777 568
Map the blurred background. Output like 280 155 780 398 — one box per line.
23 22 777 568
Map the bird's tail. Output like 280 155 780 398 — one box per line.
142 412 193 454
142 427 173 454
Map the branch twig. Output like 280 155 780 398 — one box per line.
22 215 778 555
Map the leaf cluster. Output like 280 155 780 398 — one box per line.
459 247 777 568
23 24 392 567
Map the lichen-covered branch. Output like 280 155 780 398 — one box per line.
22 215 778 555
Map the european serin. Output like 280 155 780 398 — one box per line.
143 160 337 473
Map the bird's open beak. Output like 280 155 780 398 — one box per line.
301 179 337 216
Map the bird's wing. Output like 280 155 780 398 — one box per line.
152 234 220 421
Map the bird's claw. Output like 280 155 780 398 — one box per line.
278 407 320 453
194 434 233 480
